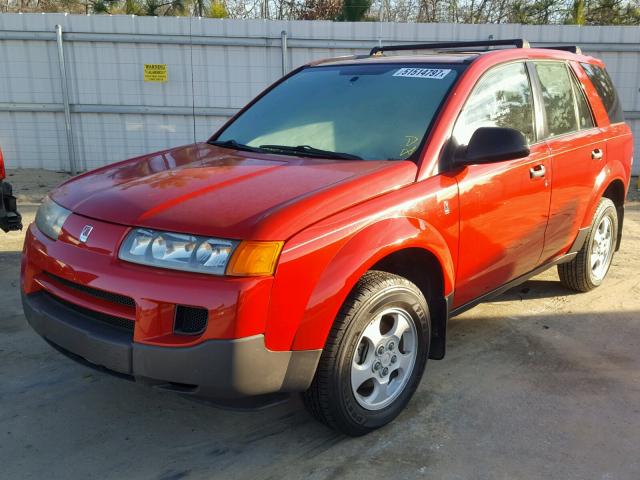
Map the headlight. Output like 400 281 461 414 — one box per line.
119 228 239 275
119 228 284 276
35 197 72 240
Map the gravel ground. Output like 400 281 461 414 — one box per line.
1 169 639 480
628 177 640 202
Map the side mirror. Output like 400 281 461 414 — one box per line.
462 127 530 165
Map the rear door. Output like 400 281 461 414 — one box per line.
579 61 633 196
452 61 552 307
533 61 609 262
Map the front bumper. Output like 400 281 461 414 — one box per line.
0 180 22 232
23 290 321 399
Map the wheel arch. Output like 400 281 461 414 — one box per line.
371 248 449 360
601 178 626 251
582 176 626 251
290 216 455 357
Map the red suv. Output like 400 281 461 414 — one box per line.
22 39 633 435
0 146 22 232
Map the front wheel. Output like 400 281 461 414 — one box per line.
302 271 430 436
558 197 618 292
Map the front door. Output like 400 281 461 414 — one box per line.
450 61 552 307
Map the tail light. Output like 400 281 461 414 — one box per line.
0 147 5 180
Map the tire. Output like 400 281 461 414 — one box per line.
302 270 430 436
558 197 618 292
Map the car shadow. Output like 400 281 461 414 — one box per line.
492 279 578 302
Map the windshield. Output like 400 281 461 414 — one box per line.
213 63 463 161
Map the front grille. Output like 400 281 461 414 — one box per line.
44 291 134 334
174 305 208 335
45 273 136 309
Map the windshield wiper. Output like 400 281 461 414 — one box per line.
208 139 266 153
259 144 362 160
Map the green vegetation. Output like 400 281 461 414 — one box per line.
1 0 638 24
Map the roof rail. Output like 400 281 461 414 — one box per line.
369 38 530 56
538 45 582 54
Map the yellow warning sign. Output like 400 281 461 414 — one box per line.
144 64 168 83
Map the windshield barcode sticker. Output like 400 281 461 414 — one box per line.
393 68 451 79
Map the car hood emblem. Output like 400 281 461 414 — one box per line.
79 225 93 243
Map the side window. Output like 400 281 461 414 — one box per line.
535 62 578 137
453 62 535 146
580 63 624 124
569 70 595 129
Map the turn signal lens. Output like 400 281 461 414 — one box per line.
226 241 284 277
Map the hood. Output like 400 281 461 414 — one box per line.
52 143 417 240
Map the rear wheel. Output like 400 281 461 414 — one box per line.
558 197 618 292
302 271 430 436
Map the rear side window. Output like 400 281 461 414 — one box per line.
570 72 595 130
453 62 535 145
580 63 624 124
535 62 578 137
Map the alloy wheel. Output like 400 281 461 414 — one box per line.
350 307 418 410
590 215 614 281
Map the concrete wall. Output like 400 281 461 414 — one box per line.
0 13 638 173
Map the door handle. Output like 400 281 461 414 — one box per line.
530 164 546 179
592 148 604 160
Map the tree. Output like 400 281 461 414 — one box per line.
192 0 206 15
337 0 372 20
84 0 121 13
122 0 143 13
142 0 184 15
3 0 640 25
209 0 229 16
298 0 342 19
568 0 586 24
586 0 640 24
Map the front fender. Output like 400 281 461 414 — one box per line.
289 216 455 351
264 175 459 352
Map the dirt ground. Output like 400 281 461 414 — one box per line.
1 169 639 480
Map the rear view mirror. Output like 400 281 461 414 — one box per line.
462 127 530 165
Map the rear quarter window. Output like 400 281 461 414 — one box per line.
535 62 579 137
580 63 624 124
